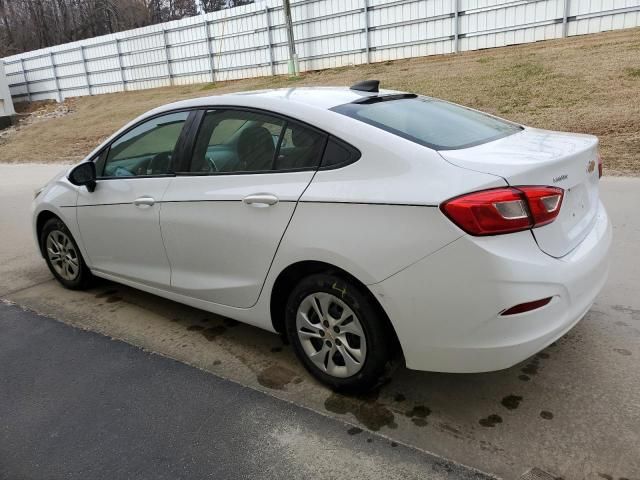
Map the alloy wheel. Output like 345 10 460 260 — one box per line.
46 230 80 281
296 292 367 378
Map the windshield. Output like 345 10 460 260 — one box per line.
332 96 522 150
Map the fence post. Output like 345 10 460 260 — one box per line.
79 46 91 96
562 0 570 37
49 52 62 102
204 17 216 83
163 28 173 86
265 7 275 76
453 0 459 53
20 58 31 102
114 38 126 91
363 0 370 63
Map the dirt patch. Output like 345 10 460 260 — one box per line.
2 28 639 174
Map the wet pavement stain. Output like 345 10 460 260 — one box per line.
411 418 428 427
518 374 531 382
501 395 523 410
201 325 226 341
479 414 503 427
347 426 363 435
187 325 204 331
391 442 398 447
598 474 613 480
366 438 373 443
256 365 299 390
521 361 539 376
394 393 406 402
540 410 554 420
95 289 118 298
105 295 122 303
405 405 431 418
270 346 283 353
212 360 221 366
613 348 632 356
324 391 396 432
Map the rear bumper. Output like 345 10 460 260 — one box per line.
369 200 612 372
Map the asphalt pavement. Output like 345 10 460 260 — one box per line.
0 301 489 480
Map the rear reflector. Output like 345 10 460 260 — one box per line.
440 186 564 236
598 153 603 178
500 297 553 316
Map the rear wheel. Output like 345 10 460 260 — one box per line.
41 217 93 290
285 273 392 393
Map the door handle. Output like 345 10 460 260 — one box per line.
133 196 155 207
243 193 279 207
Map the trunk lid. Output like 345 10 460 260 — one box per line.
439 127 600 257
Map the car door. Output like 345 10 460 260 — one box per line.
160 108 327 308
76 110 192 288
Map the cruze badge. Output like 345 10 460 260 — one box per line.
553 174 568 183
587 159 596 174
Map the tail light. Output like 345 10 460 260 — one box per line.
597 153 603 178
441 186 564 236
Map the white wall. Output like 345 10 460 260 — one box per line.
2 0 640 103
0 63 16 116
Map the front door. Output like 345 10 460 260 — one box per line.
76 111 190 288
160 108 327 308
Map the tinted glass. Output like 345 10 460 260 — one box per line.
102 112 189 177
273 123 326 171
321 137 360 168
332 97 522 150
191 110 284 173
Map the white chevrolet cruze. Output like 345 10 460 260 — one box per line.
33 81 612 392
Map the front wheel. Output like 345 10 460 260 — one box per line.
285 273 392 393
40 217 93 290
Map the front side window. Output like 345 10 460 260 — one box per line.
189 109 326 173
332 96 522 150
100 111 189 177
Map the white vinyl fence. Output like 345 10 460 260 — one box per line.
2 0 640 103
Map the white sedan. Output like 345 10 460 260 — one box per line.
33 81 612 392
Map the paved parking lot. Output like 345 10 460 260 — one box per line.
1 164 638 479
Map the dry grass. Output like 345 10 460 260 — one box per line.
2 27 639 175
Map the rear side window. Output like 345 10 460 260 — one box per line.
321 137 360 168
189 109 326 174
332 97 522 150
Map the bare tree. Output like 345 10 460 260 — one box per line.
0 0 252 57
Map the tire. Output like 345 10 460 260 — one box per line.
40 217 93 290
285 273 392 393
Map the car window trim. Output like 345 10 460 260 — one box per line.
90 107 201 181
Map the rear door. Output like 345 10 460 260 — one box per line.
76 111 192 288
160 108 327 308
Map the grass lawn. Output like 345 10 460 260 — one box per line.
1 27 639 175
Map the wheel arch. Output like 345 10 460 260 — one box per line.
35 210 62 256
269 260 402 356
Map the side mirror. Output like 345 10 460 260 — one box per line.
68 162 97 192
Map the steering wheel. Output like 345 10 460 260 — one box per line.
148 152 172 174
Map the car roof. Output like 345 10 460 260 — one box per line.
154 86 404 113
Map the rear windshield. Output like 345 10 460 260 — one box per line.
332 96 522 150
